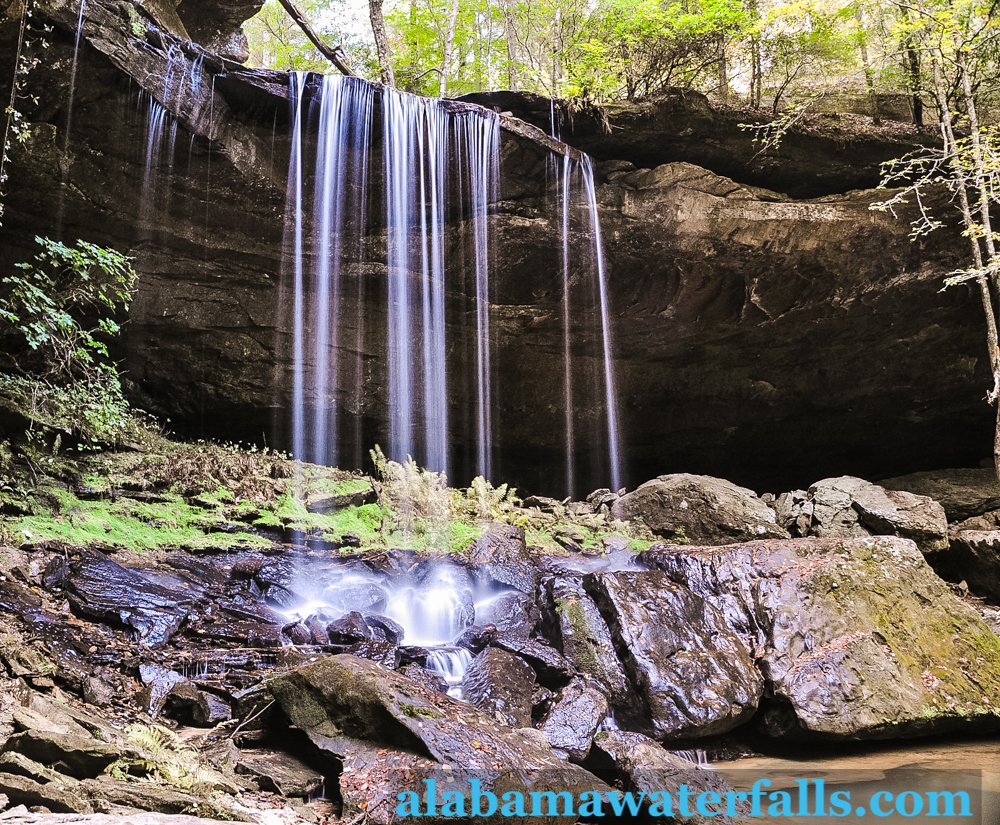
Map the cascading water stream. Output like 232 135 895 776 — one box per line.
560 154 576 497
580 156 623 492
282 77 622 491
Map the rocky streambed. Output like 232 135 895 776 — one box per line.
1 447 1000 823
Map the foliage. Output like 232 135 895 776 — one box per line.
1 236 137 382
112 724 228 792
245 0 375 72
463 474 520 519
0 236 137 447
869 0 1000 477
243 0 945 116
370 444 452 545
1 0 50 228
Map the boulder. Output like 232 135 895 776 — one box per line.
547 577 631 705
60 551 192 646
610 474 787 544
491 635 573 686
475 591 539 639
782 476 949 553
269 654 606 814
0 773 91 814
586 572 763 740
641 537 1000 739
79 777 240 820
346 637 400 669
539 678 608 760
460 648 536 727
326 611 372 645
881 468 1000 521
591 730 738 824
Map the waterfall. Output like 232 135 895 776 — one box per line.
287 72 308 467
580 156 623 492
140 96 178 236
560 154 576 497
555 155 624 495
281 75 621 492
283 75 500 477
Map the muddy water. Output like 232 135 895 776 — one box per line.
714 738 999 823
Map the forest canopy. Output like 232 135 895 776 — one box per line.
243 0 1000 119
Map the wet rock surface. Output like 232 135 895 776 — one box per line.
58 551 192 646
547 576 631 705
461 647 536 726
0 502 997 821
539 678 608 760
641 536 1000 738
586 571 764 739
590 729 738 824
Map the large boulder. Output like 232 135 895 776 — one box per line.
269 654 607 819
641 537 1000 739
881 468 1000 521
585 572 764 740
590 730 738 824
776 476 949 553
610 474 787 544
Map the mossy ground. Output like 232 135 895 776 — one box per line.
0 426 650 558
0 368 652 556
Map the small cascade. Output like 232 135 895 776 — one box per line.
279 560 505 700
426 647 473 699
140 95 178 236
672 749 710 768
383 565 473 645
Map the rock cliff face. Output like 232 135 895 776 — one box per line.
0 0 989 494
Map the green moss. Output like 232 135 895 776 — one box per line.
556 597 600 674
12 487 270 552
400 703 441 719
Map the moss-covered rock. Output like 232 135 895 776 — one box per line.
641 536 1000 739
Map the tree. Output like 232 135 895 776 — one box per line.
873 0 1000 479
370 0 397 85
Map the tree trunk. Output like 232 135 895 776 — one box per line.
905 39 922 126
440 0 460 97
854 7 880 125
748 0 762 108
369 0 395 87
716 36 728 101
275 0 355 76
501 0 518 90
931 57 1000 480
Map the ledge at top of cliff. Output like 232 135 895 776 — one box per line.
459 89 940 199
